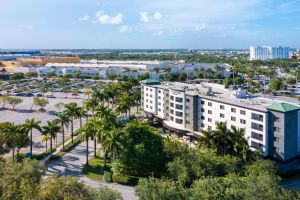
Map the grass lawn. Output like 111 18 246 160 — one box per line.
82 156 111 181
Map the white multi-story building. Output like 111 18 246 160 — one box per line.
141 80 300 173
249 46 289 60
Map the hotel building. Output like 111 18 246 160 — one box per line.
141 80 300 172
250 46 289 60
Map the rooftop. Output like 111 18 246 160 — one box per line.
266 103 300 112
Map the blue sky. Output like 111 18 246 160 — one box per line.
0 0 300 49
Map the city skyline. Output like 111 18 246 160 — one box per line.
0 0 300 49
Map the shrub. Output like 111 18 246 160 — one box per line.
103 171 112 182
112 174 139 185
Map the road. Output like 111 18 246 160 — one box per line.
45 140 137 200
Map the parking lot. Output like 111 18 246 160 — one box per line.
0 92 88 155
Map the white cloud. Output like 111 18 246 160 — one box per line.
140 11 162 23
194 23 207 31
140 12 150 22
153 12 162 20
119 25 133 33
79 15 91 21
96 10 123 25
19 25 33 29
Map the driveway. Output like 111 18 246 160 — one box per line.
45 140 137 200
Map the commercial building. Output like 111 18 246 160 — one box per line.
249 46 289 60
141 80 300 172
17 56 80 66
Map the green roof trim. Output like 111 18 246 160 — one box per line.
266 103 300 112
140 79 160 85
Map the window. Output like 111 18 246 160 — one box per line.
176 104 183 110
208 102 212 106
240 110 246 115
231 125 236 129
201 100 205 105
231 108 236 113
251 113 263 122
170 109 174 114
274 127 280 132
186 99 190 103
274 116 279 122
208 118 212 122
274 137 280 142
158 108 161 112
158 102 161 106
231 116 236 121
251 141 263 150
170 96 174 100
150 100 152 103
186 106 190 110
201 116 205 120
175 97 183 103
220 113 225 118
170 116 174 121
220 105 225 110
186 120 190 124
158 96 161 100
186 113 190 117
158 90 161 93
150 95 153 98
201 108 205 112
251 122 263 131
240 119 246 124
170 102 174 107
275 147 280 153
175 111 183 117
251 132 263 141
201 123 205 127
175 118 183 124
208 110 212 114
150 106 153 109
146 88 149 91
150 89 152 91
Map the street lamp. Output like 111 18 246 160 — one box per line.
186 132 193 149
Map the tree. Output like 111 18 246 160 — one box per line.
65 102 81 143
14 126 30 159
102 128 123 161
116 93 134 117
55 112 70 150
23 118 42 159
136 178 187 200
79 124 93 165
42 120 61 157
0 95 9 109
10 72 25 80
47 71 57 78
78 107 87 128
198 129 216 149
42 134 50 151
269 78 284 92
54 102 65 112
25 72 38 79
33 97 49 111
2 122 19 159
7 96 23 110
115 120 165 176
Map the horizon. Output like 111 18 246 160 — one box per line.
0 0 299 49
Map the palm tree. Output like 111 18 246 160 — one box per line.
23 118 42 159
198 129 216 149
87 117 98 157
42 121 61 157
83 98 98 116
79 124 93 165
2 122 19 160
64 102 80 143
116 93 134 117
15 127 30 160
101 129 123 161
78 107 87 128
91 90 107 105
42 134 50 152
55 112 70 150
231 127 249 160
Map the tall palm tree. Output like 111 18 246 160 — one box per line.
79 124 93 165
102 129 123 161
55 112 70 150
2 122 19 160
15 126 30 160
23 118 42 159
92 90 107 105
42 134 50 152
116 93 134 117
65 102 80 143
198 129 216 149
78 107 87 128
83 98 98 116
42 121 61 157
87 117 98 157
231 127 249 161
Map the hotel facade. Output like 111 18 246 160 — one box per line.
249 46 289 60
141 80 300 172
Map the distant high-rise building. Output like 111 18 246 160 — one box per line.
249 46 289 60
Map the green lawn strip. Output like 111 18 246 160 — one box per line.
82 156 140 185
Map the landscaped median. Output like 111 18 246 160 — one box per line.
82 156 139 186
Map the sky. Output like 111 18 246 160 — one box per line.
0 0 300 49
